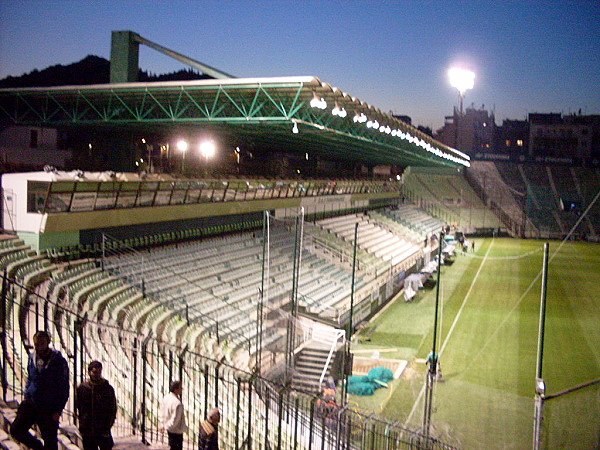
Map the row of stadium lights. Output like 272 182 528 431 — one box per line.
309 93 469 167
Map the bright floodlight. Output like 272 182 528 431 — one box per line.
199 141 216 159
449 67 475 114
176 140 189 152
448 68 475 95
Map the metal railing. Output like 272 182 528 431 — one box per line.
0 269 457 449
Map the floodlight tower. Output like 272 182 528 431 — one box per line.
448 68 475 114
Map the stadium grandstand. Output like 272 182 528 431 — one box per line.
1 31 599 449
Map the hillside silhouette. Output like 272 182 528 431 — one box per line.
0 55 212 88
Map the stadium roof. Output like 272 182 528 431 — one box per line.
0 76 470 168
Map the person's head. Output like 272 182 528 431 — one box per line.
208 407 220 425
88 360 103 382
169 380 182 397
33 330 51 357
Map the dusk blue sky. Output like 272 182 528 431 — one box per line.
1 0 599 130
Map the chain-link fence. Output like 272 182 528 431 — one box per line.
540 379 600 449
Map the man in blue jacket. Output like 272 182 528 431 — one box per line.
11 330 70 450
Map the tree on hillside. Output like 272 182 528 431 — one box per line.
0 56 212 88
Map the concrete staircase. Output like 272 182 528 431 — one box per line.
291 346 332 393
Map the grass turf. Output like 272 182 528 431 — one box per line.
350 238 600 449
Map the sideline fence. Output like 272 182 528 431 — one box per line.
1 269 456 449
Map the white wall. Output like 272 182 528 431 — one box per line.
1 172 48 233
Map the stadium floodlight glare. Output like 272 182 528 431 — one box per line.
448 67 475 95
448 67 475 114
353 112 367 123
310 93 327 109
332 102 347 118
199 141 216 159
176 140 188 152
176 140 188 173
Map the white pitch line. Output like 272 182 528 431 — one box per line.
404 238 495 427
464 276 543 376
462 193 600 374
438 239 494 356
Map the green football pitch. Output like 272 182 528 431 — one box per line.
351 238 600 449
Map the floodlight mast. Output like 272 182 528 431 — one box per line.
448 68 475 114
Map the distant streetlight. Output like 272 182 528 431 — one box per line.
448 67 475 114
177 139 188 173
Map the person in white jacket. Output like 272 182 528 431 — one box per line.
160 381 187 450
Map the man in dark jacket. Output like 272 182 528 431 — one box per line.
11 330 69 450
76 360 117 450
197 408 220 450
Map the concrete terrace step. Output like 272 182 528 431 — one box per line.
297 357 328 366
113 437 168 449
291 378 321 391
295 363 324 373
301 348 330 356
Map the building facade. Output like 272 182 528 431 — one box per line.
0 126 71 171
528 113 597 159
437 107 600 161
495 119 529 157
436 106 496 156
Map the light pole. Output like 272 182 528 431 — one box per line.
199 140 216 175
176 139 188 174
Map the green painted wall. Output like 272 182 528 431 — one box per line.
18 230 80 252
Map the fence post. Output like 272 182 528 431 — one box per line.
246 372 255 447
178 345 187 385
0 269 8 401
214 362 220 408
293 396 300 450
257 210 268 373
131 337 138 434
101 234 105 271
235 377 242 449
277 385 286 450
73 315 86 425
167 348 173 387
140 334 151 444
308 397 316 450
370 418 377 450
204 364 209 420
345 407 353 450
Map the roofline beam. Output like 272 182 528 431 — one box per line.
132 33 235 80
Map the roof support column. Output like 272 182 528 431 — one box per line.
110 31 140 83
